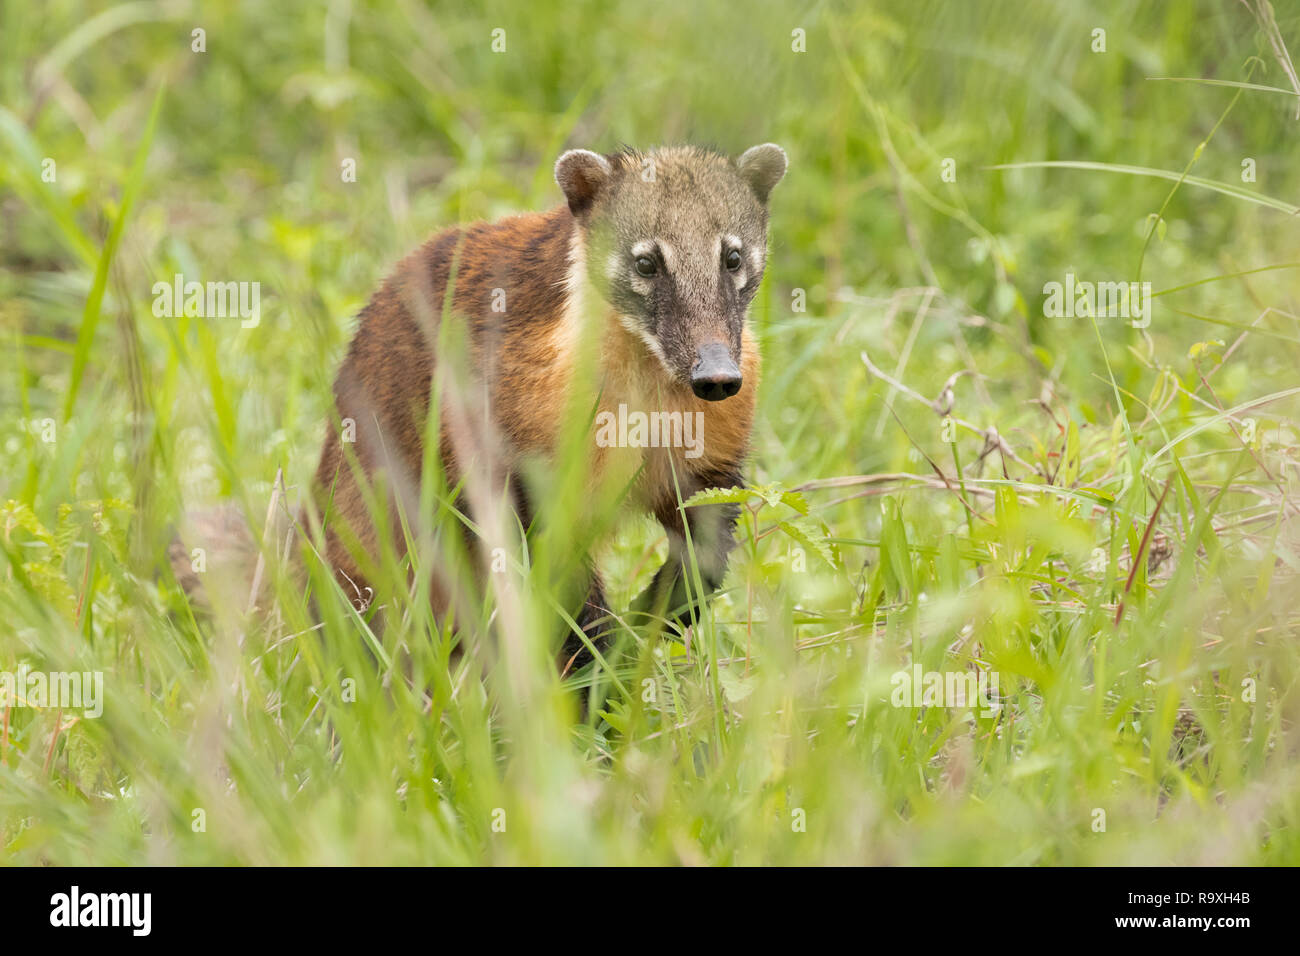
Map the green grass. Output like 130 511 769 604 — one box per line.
2 0 1299 865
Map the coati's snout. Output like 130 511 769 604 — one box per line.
554 142 788 391
691 342 743 401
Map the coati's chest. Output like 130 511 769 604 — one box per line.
597 317 757 490
572 314 757 511
479 305 757 512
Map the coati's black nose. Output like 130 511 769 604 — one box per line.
691 343 743 401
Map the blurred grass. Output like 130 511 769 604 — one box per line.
1 0 1299 864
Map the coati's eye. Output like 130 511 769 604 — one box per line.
724 248 742 272
634 255 657 278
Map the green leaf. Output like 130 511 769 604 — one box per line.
989 160 1300 215
779 517 839 570
682 485 752 508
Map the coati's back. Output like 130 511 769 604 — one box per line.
312 206 580 603
167 211 580 614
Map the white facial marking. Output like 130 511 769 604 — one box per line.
617 313 675 377
554 230 588 357
628 241 657 295
566 231 588 299
606 250 624 282
723 234 748 288
656 240 677 273
610 250 650 297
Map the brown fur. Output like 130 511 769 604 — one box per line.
311 144 785 668
313 208 581 604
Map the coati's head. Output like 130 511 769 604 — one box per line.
554 144 787 401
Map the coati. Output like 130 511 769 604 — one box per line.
311 143 787 671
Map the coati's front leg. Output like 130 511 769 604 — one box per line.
637 469 743 632
562 571 613 676
510 477 613 675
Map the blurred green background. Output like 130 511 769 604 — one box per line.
1 0 1299 864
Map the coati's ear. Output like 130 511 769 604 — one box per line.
736 143 788 203
555 149 613 217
